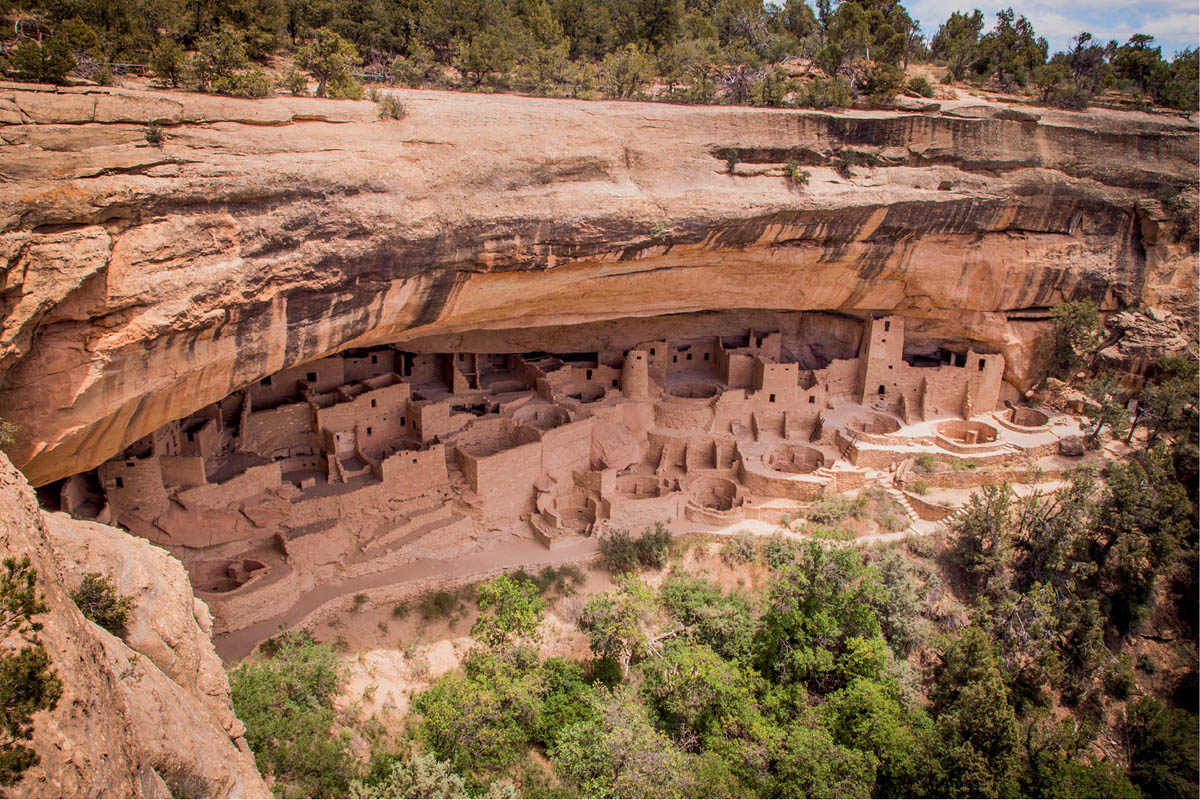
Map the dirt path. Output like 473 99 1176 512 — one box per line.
213 535 600 663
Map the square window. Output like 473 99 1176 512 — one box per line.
769 393 776 403
260 376 272 386
400 417 406 425
114 477 124 489
878 385 886 395
371 355 378 364
978 359 987 371
650 348 656 356
704 353 710 360
686 353 692 360
809 396 815 404
371 398 377 408
612 379 619 388
586 370 592 379
306 372 316 382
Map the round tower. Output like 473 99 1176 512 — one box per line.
621 350 650 400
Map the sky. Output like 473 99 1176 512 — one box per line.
906 0 1200 59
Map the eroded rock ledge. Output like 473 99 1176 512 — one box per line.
0 453 267 797
0 83 1195 485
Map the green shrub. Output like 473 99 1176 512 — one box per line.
760 533 799 570
914 453 938 473
599 529 639 573
785 160 811 186
70 572 133 636
144 122 165 147
722 148 739 173
721 531 758 564
807 494 859 524
1103 654 1136 699
377 93 406 120
352 593 368 612
909 479 929 495
392 601 410 618
802 522 855 541
797 76 852 108
214 69 274 98
282 69 309 96
906 75 935 97
599 524 672 572
326 73 365 99
419 589 463 620
635 522 672 569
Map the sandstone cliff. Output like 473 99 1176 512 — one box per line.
0 82 1195 485
0 453 268 797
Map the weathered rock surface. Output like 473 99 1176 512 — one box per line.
0 452 268 797
0 83 1195 485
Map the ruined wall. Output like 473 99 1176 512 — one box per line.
176 463 282 511
380 445 449 498
241 403 318 457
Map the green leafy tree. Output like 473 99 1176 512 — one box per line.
773 720 877 798
1126 697 1199 798
413 648 542 788
149 39 186 88
471 573 547 649
1044 299 1100 379
658 574 756 662
599 42 653 98
551 684 688 798
349 751 468 799
928 627 1020 797
0 556 62 787
1083 372 1132 447
979 8 1047 88
193 25 250 90
753 541 888 693
228 632 355 797
297 28 360 98
579 573 659 675
950 483 1013 596
455 28 517 87
8 37 76 84
821 677 932 796
1113 34 1168 98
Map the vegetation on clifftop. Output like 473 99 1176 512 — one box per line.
1 1 1194 112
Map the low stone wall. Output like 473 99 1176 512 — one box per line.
177 463 282 511
907 463 1073 489
901 491 955 521
203 561 300 633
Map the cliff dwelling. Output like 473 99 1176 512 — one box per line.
43 313 1086 641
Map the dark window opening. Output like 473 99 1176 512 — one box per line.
186 431 195 442
650 348 656 356
878 385 886 395
366 427 372 436
769 393 776 403
884 320 891 332
586 370 592 379
400 417 406 426
371 399 377 408
809 396 815 404
673 356 678 363
978 359 987 371
686 353 693 360
114 477 124 489
612 379 619 388
703 353 710 361
260 376 271 386
371 355 378 364
306 372 316 382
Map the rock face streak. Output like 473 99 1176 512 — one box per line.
0 83 1196 485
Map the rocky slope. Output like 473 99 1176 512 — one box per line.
0 453 268 797
0 82 1195 485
